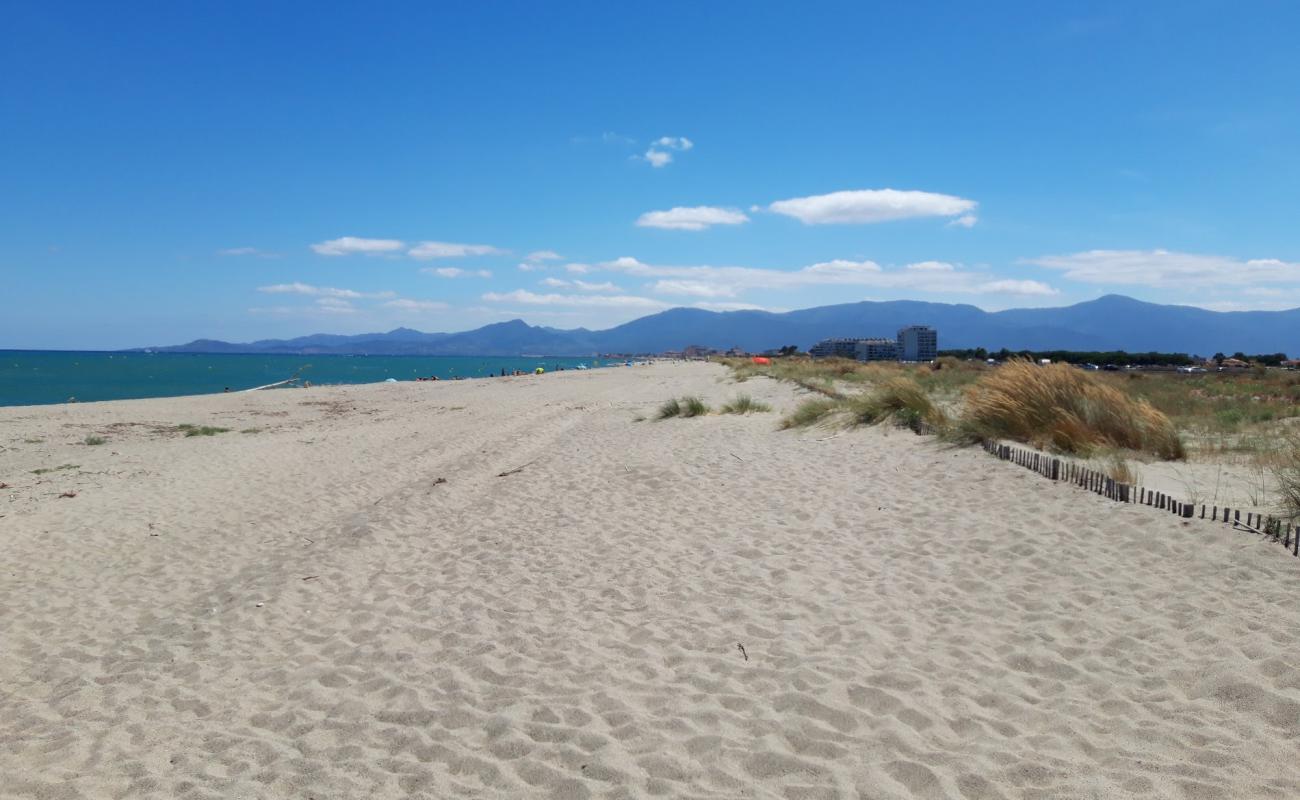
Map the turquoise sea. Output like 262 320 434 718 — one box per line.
0 351 610 407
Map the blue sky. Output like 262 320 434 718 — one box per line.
3 1 1299 349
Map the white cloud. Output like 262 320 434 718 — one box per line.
517 262 541 272
408 241 504 259
525 250 562 262
565 262 593 274
652 279 740 298
426 267 492 278
257 282 395 299
481 289 667 309
906 261 957 272
654 136 693 151
976 279 1059 296
311 237 405 256
635 206 750 231
948 214 979 228
384 298 449 312
643 135 693 168
644 149 673 168
540 277 569 288
1024 249 1300 288
768 189 977 225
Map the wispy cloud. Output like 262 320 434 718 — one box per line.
425 267 492 278
219 246 277 258
408 241 504 259
540 277 621 292
636 206 750 231
643 135 693 168
314 297 357 314
693 301 773 312
310 237 405 256
768 189 977 225
1024 249 1300 288
482 289 667 309
599 256 1056 297
525 250 562 262
383 298 449 312
257 282 395 299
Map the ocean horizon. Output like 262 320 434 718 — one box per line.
0 351 609 407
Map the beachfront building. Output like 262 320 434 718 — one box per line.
855 338 899 361
811 327 938 362
897 325 938 362
808 338 861 359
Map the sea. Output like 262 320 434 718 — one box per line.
0 351 613 407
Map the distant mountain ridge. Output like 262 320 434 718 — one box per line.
134 295 1300 357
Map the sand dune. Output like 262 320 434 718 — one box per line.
2 361 1298 799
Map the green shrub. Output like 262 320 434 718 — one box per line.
719 394 772 414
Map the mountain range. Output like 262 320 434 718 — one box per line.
136 295 1300 357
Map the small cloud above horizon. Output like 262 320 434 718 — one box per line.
636 206 750 231
768 189 977 226
310 237 405 256
642 135 693 168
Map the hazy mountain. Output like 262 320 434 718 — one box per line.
137 295 1300 356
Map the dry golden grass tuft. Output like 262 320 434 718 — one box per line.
957 359 1185 459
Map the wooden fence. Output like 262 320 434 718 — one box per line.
982 440 1299 558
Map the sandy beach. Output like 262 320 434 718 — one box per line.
2 361 1298 799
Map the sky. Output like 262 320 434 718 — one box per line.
3 1 1299 349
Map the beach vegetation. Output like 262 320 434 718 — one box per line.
24 438 44 444
719 394 772 414
175 424 231 437
32 463 78 475
955 359 1185 459
779 398 841 429
657 396 711 419
1102 452 1139 485
240 428 262 434
680 396 710 417
1274 432 1300 520
83 435 107 446
657 398 682 419
845 377 948 433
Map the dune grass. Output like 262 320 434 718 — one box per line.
956 359 1184 459
83 435 107 446
844 377 949 432
657 396 710 419
176 424 231 437
719 394 771 414
1275 433 1300 520
779 398 841 429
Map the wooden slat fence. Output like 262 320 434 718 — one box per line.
982 440 1299 558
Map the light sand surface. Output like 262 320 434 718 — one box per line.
2 362 1298 799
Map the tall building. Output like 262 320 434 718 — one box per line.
896 325 938 362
